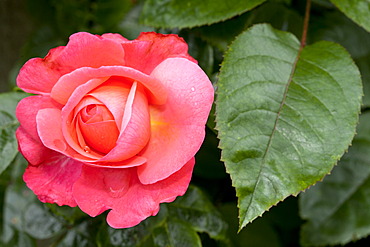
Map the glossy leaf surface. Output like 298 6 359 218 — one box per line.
329 0 370 32
141 0 265 28
216 23 362 230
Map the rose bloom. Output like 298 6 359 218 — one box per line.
15 32 214 228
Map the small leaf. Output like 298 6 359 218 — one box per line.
0 92 28 175
0 111 18 175
97 186 231 247
2 172 63 242
24 204 64 239
300 112 370 246
0 92 28 118
169 186 230 243
152 219 202 247
140 0 266 28
57 221 99 247
215 24 362 230
329 0 370 32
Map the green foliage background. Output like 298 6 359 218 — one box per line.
1 0 370 246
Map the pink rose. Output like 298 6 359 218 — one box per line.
15 32 214 228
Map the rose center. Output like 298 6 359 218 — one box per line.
78 104 120 154
85 104 97 116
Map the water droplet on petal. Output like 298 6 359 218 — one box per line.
191 87 195 92
83 146 91 153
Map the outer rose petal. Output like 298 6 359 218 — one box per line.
16 127 56 166
17 32 125 95
23 154 83 207
138 57 214 184
101 33 128 42
16 96 61 165
121 32 197 75
73 158 195 228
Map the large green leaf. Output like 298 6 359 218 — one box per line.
97 186 231 247
215 24 362 230
0 92 28 175
329 0 370 32
300 113 370 246
140 0 266 28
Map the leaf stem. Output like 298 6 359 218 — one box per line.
301 0 312 48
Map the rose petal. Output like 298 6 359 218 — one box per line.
79 104 114 123
23 153 83 207
37 108 101 160
99 82 151 162
61 78 108 158
101 33 128 42
78 119 120 154
16 96 61 165
16 96 62 141
17 32 125 95
16 127 56 166
137 57 214 184
121 32 197 74
73 158 195 228
51 66 167 105
73 95 104 118
86 156 147 168
87 78 132 129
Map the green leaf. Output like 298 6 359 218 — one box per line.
23 204 64 239
0 92 28 175
140 0 266 28
329 0 370 32
215 24 362 230
307 9 370 106
300 112 370 246
2 157 63 242
97 186 231 247
0 92 28 118
0 111 18 175
151 218 202 247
